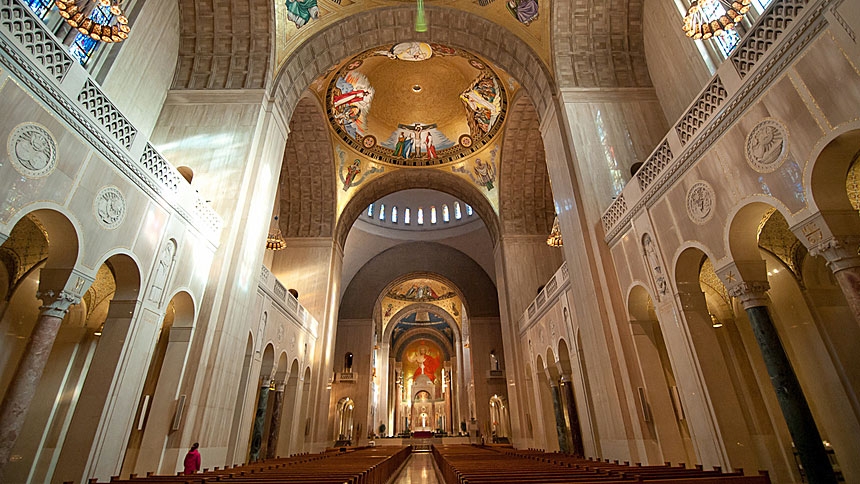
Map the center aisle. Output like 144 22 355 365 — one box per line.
392 452 441 484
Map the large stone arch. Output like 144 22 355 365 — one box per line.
279 95 336 237
335 168 500 249
272 6 556 124
174 0 274 89
499 93 555 236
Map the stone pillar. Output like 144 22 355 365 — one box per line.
730 282 837 484
0 291 79 475
266 385 284 459
549 382 570 453
249 383 270 462
560 379 585 457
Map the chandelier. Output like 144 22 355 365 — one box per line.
546 216 563 247
266 216 286 251
682 0 750 40
55 0 130 43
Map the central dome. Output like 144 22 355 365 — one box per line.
325 43 507 167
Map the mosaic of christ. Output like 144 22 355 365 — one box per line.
402 340 443 385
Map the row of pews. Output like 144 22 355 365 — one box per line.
87 446 410 484
432 445 772 484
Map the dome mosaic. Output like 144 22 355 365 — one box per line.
326 42 508 167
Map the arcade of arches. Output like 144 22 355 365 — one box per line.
0 0 859 482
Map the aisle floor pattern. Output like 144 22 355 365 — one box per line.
392 452 441 484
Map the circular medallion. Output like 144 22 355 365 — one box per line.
459 135 473 148
362 135 377 149
6 122 57 178
93 186 126 229
745 118 788 173
686 181 715 225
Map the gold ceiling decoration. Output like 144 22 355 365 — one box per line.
55 0 130 43
546 216 563 247
325 42 507 167
682 0 750 40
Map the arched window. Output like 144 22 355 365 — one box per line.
367 204 374 217
379 204 385 221
392 206 398 223
454 202 462 220
430 206 437 224
344 352 354 371
466 204 473 216
417 208 424 225
442 204 450 223
404 208 411 225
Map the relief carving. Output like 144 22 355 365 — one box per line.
7 123 57 178
93 186 126 229
686 181 715 224
745 119 788 173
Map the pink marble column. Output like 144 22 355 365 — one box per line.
0 292 77 476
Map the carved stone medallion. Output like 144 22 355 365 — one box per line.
745 119 788 173
7 123 57 178
686 181 715 224
93 186 126 229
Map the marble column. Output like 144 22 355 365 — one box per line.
549 383 570 454
249 383 270 462
732 283 837 484
266 385 284 459
560 380 585 457
0 291 79 475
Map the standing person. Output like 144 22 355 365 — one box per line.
184 442 201 475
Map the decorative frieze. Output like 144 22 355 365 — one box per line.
0 0 72 81
731 0 810 78
636 140 673 190
675 77 727 146
78 80 137 150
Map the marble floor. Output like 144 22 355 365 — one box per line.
392 452 440 484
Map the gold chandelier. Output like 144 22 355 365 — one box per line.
266 216 286 251
546 216 563 247
682 0 750 40
55 0 130 43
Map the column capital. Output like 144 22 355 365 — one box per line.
726 281 771 309
36 267 95 317
791 211 860 271
35 290 81 318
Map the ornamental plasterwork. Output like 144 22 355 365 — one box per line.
7 122 57 178
745 118 788 173
93 186 126 229
686 181 715 225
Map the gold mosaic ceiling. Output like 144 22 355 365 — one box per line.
316 42 512 167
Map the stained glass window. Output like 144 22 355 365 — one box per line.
466 204 473 216
379 204 385 221
430 206 437 224
404 208 411 225
442 204 450 223
417 208 424 225
23 0 52 18
392 206 398 224
454 202 462 220
367 204 374 217
751 0 772 13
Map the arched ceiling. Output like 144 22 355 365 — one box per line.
339 242 499 319
552 0 651 87
174 0 273 89
278 95 336 237
500 94 555 235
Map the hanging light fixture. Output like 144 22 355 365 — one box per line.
682 0 750 40
415 0 428 32
266 216 286 251
55 0 131 43
546 216 563 247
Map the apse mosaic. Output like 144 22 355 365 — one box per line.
325 42 508 167
402 339 444 384
386 278 457 302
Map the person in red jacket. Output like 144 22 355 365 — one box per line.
183 442 201 475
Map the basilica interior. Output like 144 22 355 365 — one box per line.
0 0 859 482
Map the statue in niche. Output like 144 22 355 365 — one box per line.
489 350 500 371
642 233 668 299
255 312 267 356
149 239 177 305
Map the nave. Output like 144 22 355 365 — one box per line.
85 445 774 484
